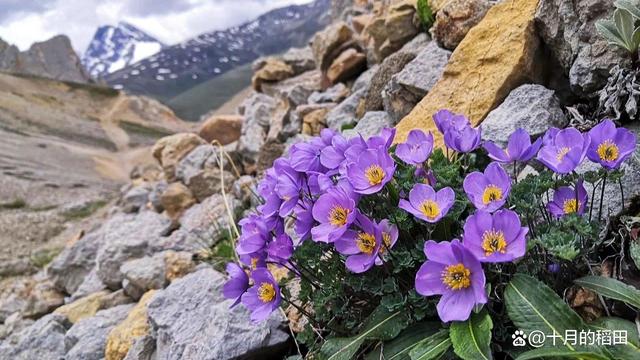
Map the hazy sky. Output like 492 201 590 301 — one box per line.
0 0 312 53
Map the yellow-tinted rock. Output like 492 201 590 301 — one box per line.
164 250 196 282
54 290 110 323
394 0 541 145
251 59 294 92
105 290 156 360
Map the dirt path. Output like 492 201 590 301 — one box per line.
98 95 131 152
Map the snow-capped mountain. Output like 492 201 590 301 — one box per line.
82 22 165 79
104 0 330 101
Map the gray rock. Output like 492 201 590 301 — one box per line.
344 111 393 139
0 312 33 341
352 65 378 93
147 268 289 360
175 144 234 202
64 304 133 360
48 230 104 295
382 42 451 123
123 335 156 360
262 70 322 107
68 268 107 302
309 83 351 104
148 181 168 213
535 0 630 96
0 313 70 360
364 51 417 112
237 92 277 171
96 211 172 289
120 254 167 301
281 46 316 75
121 185 150 213
326 88 366 130
232 175 256 207
481 84 567 146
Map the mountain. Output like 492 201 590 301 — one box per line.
0 35 91 83
104 0 331 103
82 22 165 79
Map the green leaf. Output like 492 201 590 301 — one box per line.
409 329 452 360
597 19 632 50
630 238 640 270
365 322 441 360
504 274 584 352
450 311 493 360
516 348 610 360
320 307 408 360
574 275 640 308
616 0 640 19
590 317 640 359
615 9 635 49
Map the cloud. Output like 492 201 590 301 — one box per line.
0 0 313 52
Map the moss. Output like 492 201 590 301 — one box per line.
30 247 63 268
61 200 107 221
0 198 27 210
120 121 174 139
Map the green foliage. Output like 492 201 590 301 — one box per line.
61 200 108 221
590 317 640 359
535 214 598 261
0 198 27 210
416 0 435 31
450 310 493 360
596 1 640 57
574 275 640 308
408 329 451 360
364 322 442 360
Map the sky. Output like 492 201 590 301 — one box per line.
0 0 312 53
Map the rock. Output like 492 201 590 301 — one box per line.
175 145 235 202
394 0 542 145
326 88 367 130
105 290 156 360
146 268 289 360
232 176 256 207
120 255 167 300
429 0 450 12
0 312 33 341
0 278 32 322
48 230 105 295
22 280 65 319
352 65 378 93
252 58 295 92
431 0 491 50
198 115 243 145
302 107 332 136
163 251 196 282
327 48 367 84
121 185 150 213
281 46 316 74
237 92 277 172
55 290 132 324
0 313 70 360
344 111 393 139
123 335 155 360
160 182 196 220
364 51 417 112
152 134 206 182
309 83 350 104
96 211 172 289
311 22 355 71
257 140 286 174
382 42 451 123
482 84 567 146
68 268 107 302
535 0 629 96
64 304 133 360
365 0 420 62
262 70 323 108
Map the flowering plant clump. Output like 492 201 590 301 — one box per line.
223 111 639 359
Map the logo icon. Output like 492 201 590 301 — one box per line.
512 330 527 347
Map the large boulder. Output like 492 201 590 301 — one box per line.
364 51 418 112
198 115 243 145
394 0 542 145
481 84 567 146
146 267 289 360
0 313 70 360
237 92 278 173
344 111 393 139
430 0 492 50
382 41 451 123
64 304 134 360
311 22 355 72
535 0 630 96
152 134 206 182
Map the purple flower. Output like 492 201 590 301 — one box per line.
274 159 302 217
483 128 543 163
267 233 294 262
241 269 281 323
293 198 314 244
414 167 437 186
546 180 588 218
433 109 470 134
223 263 249 308
398 184 455 223
376 219 398 265
463 162 511 212
444 124 482 153
537 127 590 174
415 239 487 322
311 187 357 243
236 214 270 255
586 119 637 170
396 129 434 165
257 168 281 220
462 209 528 263
240 252 267 270
346 148 395 194
335 214 383 273
320 133 350 169
289 139 327 173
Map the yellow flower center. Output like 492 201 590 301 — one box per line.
420 200 441 220
365 164 385 186
597 140 619 162
328 206 350 227
356 232 377 254
379 232 392 255
481 229 507 256
250 257 259 269
556 147 571 161
257 282 276 303
562 199 580 214
482 185 503 205
441 263 472 291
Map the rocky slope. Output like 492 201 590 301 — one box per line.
82 22 165 80
0 35 91 83
1 0 639 359
104 0 332 102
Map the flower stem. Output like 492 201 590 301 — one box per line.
598 173 608 222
